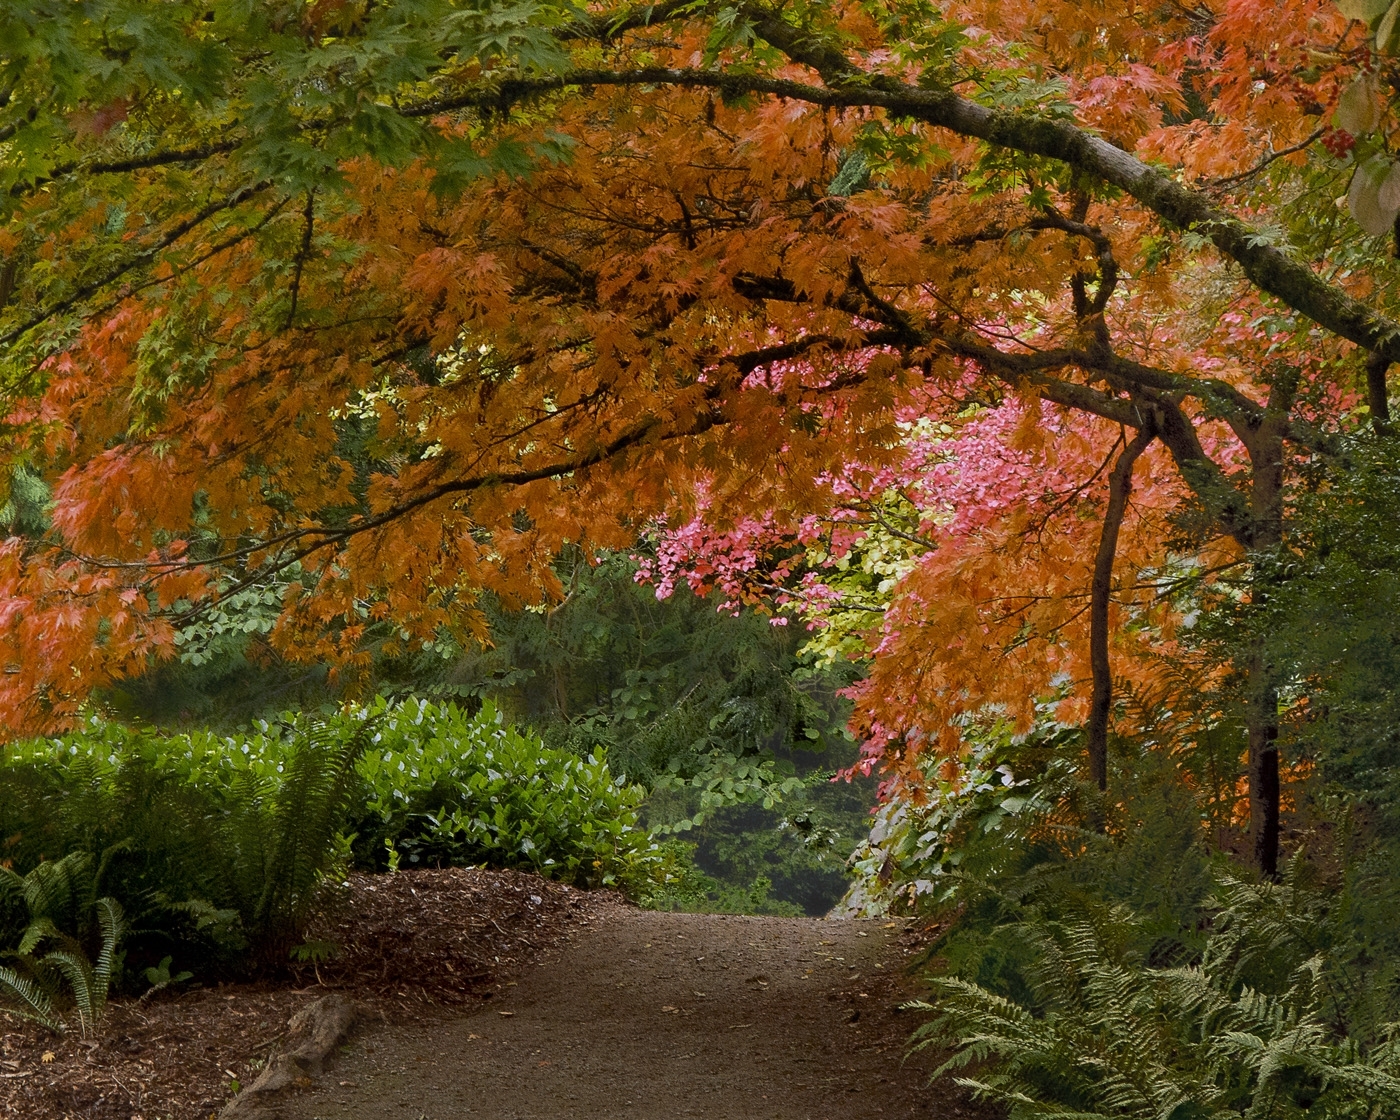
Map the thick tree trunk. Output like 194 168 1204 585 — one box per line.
1087 426 1156 793
1366 352 1391 436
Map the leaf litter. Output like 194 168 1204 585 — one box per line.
0 867 623 1119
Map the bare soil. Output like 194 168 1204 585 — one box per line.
281 908 966 1120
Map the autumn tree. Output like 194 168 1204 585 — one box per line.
2 0 1397 873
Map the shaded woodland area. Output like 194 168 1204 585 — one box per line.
2 1 1400 1117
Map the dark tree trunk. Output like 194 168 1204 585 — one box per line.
1242 365 1296 879
1087 425 1156 793
1366 351 1391 435
1247 662 1281 878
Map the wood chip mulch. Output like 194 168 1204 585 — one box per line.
0 867 627 1120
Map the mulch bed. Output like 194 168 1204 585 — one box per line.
0 867 627 1120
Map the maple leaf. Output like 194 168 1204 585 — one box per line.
0 0 1383 877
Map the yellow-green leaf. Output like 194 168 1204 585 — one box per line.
1337 74 1382 135
1349 157 1398 234
1378 0 1400 51
1338 0 1392 21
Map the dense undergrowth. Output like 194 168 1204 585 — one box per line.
827 435 1400 1120
0 698 665 1025
845 726 1400 1120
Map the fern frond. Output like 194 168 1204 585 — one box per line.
22 851 95 931
232 714 374 959
92 839 133 896
40 950 97 1036
91 896 124 1009
951 1075 1113 1120
0 965 62 1033
14 915 64 957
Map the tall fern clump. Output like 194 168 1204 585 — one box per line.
1 712 380 976
0 699 664 996
915 866 1400 1120
197 712 376 965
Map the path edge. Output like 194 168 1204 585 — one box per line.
219 992 363 1120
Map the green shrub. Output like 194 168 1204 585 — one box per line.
635 836 806 915
343 697 661 890
840 703 1085 918
0 699 661 981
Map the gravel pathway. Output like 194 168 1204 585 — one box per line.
280 909 967 1120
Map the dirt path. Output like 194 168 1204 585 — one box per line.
281 908 964 1120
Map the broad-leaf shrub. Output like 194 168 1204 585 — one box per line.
345 697 659 889
0 699 660 981
839 705 1083 917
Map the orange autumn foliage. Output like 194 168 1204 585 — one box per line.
0 0 1383 787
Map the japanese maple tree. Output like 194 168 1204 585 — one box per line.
1 0 1396 872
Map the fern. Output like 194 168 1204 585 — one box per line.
916 908 1400 1120
0 964 61 1032
7 851 96 934
0 852 126 1037
40 899 120 1038
86 897 124 1032
44 951 99 1036
222 713 374 963
0 902 124 1037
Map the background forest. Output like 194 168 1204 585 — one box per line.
3 1 1400 1118
108 547 877 917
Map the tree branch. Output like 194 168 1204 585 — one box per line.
1087 424 1156 793
0 183 268 346
11 140 243 199
1028 210 1118 319
419 54 1400 363
1208 128 1325 188
285 190 316 330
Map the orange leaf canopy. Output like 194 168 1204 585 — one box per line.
0 0 1376 750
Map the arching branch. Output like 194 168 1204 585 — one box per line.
0 182 269 346
424 57 1400 364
